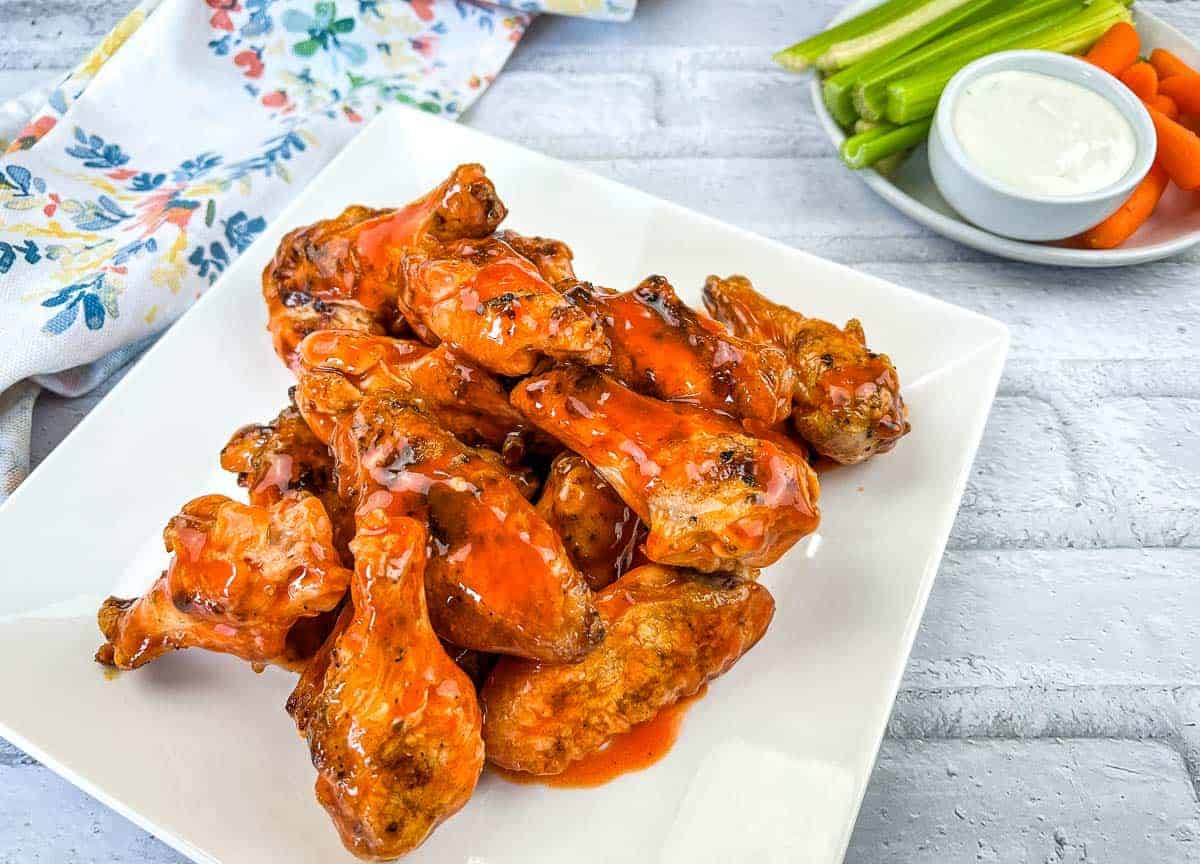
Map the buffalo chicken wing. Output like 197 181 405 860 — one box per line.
398 235 608 375
482 564 774 775
220 406 355 557
293 329 529 452
703 274 909 464
565 275 795 425
333 392 602 661
263 164 506 368
288 511 483 860
96 493 351 671
512 366 820 574
535 453 644 591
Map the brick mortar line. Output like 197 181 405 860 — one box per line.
890 685 1200 796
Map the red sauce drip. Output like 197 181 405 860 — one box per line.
494 685 707 789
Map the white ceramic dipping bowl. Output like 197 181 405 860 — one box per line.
928 50 1156 242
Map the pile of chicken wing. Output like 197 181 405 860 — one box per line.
94 163 910 861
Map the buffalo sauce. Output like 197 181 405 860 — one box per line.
494 684 708 789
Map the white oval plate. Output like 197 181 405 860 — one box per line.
812 2 1200 267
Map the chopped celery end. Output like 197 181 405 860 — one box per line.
841 118 933 169
818 0 980 71
774 0 915 72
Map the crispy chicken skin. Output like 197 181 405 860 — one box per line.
220 406 355 557
333 392 603 661
703 275 909 464
565 276 795 425
511 366 820 574
495 230 576 284
288 511 484 861
263 164 506 368
482 564 774 775
398 235 609 376
293 329 528 451
535 453 644 591
96 493 351 671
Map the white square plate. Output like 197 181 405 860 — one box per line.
0 107 1008 864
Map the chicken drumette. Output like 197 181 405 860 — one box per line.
483 564 774 775
333 391 602 661
512 366 820 574
703 275 909 464
96 493 351 671
564 276 795 425
288 511 483 860
263 163 506 368
399 235 608 376
535 453 644 592
220 406 355 557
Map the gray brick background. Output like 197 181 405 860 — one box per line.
2 1 1199 861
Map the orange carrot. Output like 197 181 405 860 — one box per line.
1144 93 1180 121
1180 114 1200 136
1149 107 1200 190
1149 48 1197 80
1084 21 1140 76
1119 62 1158 100
1076 163 1169 250
1159 73 1200 115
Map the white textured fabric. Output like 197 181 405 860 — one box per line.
0 0 634 502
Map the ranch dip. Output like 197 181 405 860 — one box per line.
953 69 1137 197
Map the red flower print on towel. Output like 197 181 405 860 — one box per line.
234 49 264 78
207 0 241 31
410 35 437 58
408 0 435 22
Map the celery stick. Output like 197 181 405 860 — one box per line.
855 118 893 134
853 0 1086 120
884 0 1131 124
874 150 911 176
818 0 981 70
774 0 917 72
822 0 1008 129
841 118 934 168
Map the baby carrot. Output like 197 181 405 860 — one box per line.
1076 163 1169 249
1149 48 1197 80
1149 107 1200 190
1083 21 1139 76
1159 73 1200 115
1143 93 1180 120
1119 62 1158 100
1180 114 1200 135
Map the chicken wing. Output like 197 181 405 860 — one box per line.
220 406 355 557
288 511 483 860
482 564 774 775
333 391 602 661
96 493 351 671
563 276 795 424
398 235 608 375
496 230 576 284
703 275 909 464
535 453 644 591
293 329 529 453
511 366 820 574
263 163 506 368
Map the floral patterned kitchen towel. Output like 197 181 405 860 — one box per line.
0 0 636 497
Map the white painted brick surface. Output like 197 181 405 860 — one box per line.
847 739 1200 863
4 0 1200 860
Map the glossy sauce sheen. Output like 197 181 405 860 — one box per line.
954 70 1137 197
494 685 708 788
